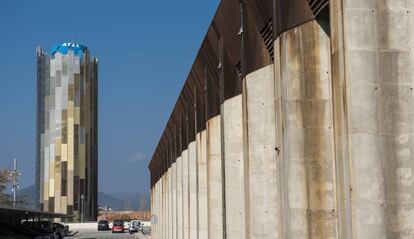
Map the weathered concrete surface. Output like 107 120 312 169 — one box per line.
158 180 161 239
182 150 189 239
172 162 177 239
329 1 352 238
167 168 171 239
154 179 158 239
244 64 281 239
277 20 337 239
330 0 414 238
176 156 183 239
150 185 155 239
197 131 208 239
188 141 198 239
162 174 167 239
273 36 288 239
207 116 224 239
158 178 163 239
222 95 246 239
150 2 414 238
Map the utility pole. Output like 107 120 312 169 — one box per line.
10 159 21 207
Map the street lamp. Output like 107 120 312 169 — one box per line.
80 194 85 223
10 159 21 207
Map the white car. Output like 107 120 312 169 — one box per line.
124 221 130 231
129 220 142 233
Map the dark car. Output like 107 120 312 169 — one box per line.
20 221 57 239
52 222 68 238
22 220 67 238
97 220 110 231
111 220 124 233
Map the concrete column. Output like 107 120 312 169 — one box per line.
167 168 172 239
152 182 157 239
222 95 246 239
164 172 168 239
329 1 352 238
244 64 281 239
189 141 198 239
172 162 177 239
177 156 183 239
278 20 336 238
158 180 161 239
207 116 224 239
273 36 289 239
164 176 167 239
159 176 163 239
331 0 414 238
157 179 161 239
150 186 153 237
182 149 190 239
154 180 158 239
197 131 208 239
159 179 163 239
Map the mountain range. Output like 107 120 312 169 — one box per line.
15 185 150 211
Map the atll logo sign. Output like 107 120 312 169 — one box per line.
62 43 80 48
50 42 86 57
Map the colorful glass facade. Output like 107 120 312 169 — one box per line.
36 43 98 221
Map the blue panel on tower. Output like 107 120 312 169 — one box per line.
51 43 87 58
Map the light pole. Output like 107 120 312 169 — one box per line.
80 194 85 223
10 159 21 207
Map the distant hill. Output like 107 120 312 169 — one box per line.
15 185 150 211
98 191 124 210
108 191 150 211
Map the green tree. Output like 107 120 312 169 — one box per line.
0 169 13 207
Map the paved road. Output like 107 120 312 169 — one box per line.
70 230 150 239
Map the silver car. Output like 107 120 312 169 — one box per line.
129 220 142 233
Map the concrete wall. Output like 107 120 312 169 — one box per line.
172 162 177 239
207 116 224 239
331 0 414 238
189 142 198 239
222 95 246 239
197 131 208 239
244 64 280 239
161 174 166 239
151 2 414 238
182 150 189 239
176 156 183 239
167 167 172 239
277 20 336 239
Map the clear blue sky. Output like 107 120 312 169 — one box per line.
0 0 219 194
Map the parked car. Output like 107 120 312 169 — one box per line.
124 221 130 231
10 224 56 239
97 220 110 231
59 222 70 234
34 221 65 238
52 222 68 238
111 220 124 233
21 221 58 239
129 220 141 233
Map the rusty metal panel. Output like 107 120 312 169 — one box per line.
273 0 314 38
192 59 206 133
183 80 196 143
203 26 221 119
244 0 274 75
214 0 242 102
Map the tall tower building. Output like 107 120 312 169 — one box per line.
36 43 98 221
